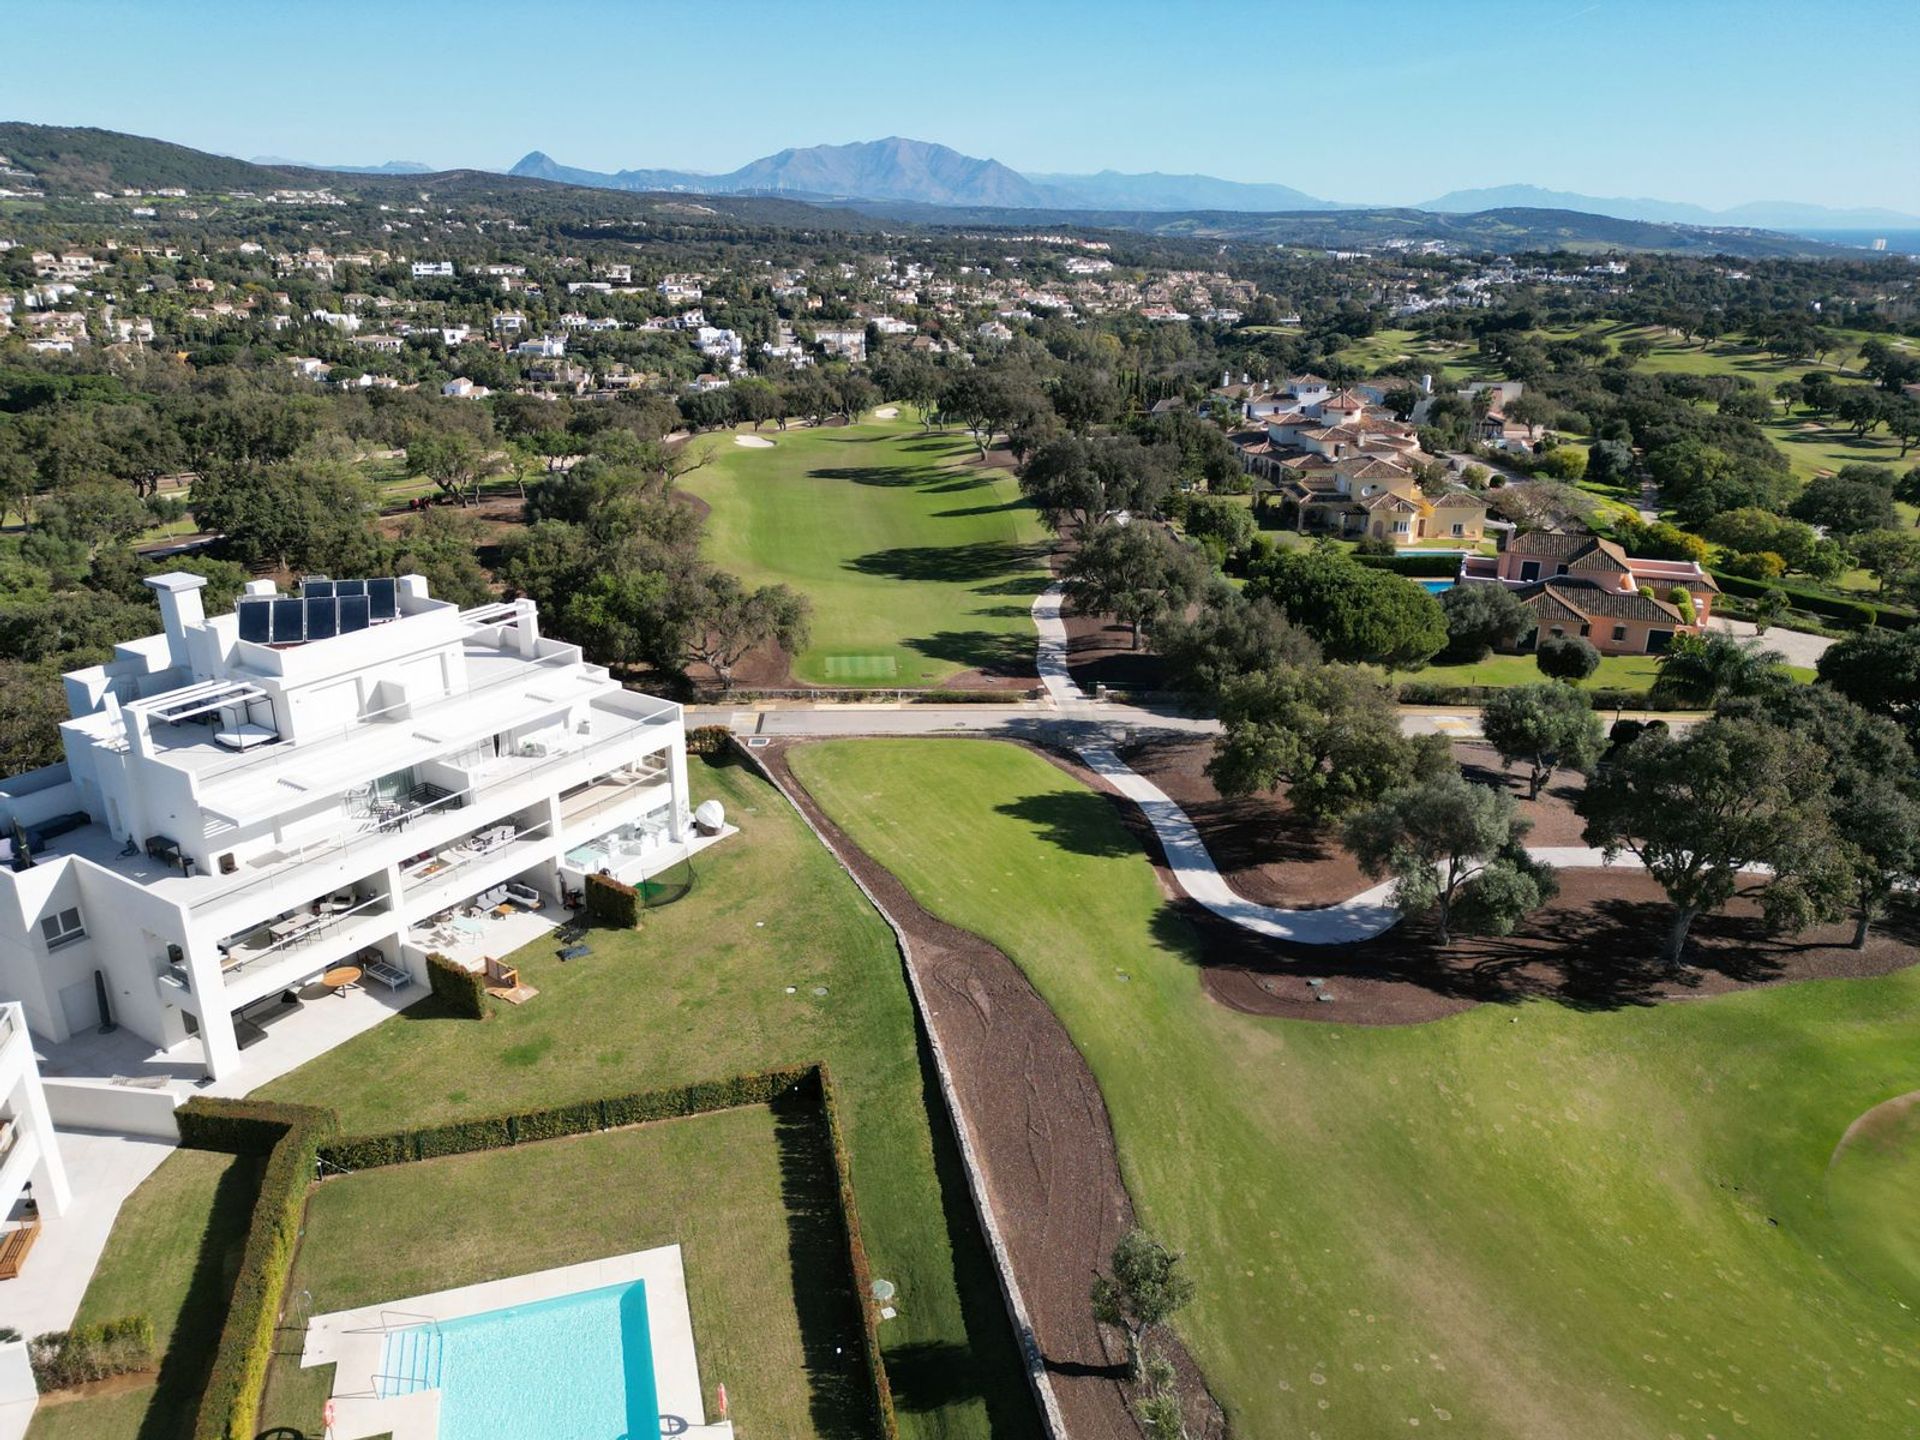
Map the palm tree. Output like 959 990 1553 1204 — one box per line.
1651 631 1788 708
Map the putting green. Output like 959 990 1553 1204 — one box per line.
793 737 1920 1439
680 417 1049 686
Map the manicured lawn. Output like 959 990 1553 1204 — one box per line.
1409 652 1664 691
27 1150 263 1440
793 738 1920 1440
259 1104 868 1438
679 418 1049 685
256 756 1037 1440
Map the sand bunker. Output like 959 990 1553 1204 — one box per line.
734 434 776 448
873 405 899 419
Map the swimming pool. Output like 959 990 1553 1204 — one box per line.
380 1279 658 1440
1417 578 1454 593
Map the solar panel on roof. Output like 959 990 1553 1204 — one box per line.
366 577 398 621
270 598 306 643
237 599 272 643
301 579 336 599
304 595 339 640
336 579 366 598
339 594 371 632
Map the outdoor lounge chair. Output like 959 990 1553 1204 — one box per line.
361 949 411 991
502 882 543 910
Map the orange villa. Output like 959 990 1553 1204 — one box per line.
1458 530 1717 655
1230 379 1489 545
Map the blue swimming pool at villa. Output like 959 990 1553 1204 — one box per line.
380 1280 658 1440
1417 578 1455 593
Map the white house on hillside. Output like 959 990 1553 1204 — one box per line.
0 574 689 1083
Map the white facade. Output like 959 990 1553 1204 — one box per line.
0 574 688 1083
1 1002 70 1233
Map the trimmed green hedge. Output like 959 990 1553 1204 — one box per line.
1708 569 1913 631
318 1067 813 1172
426 951 488 1019
1354 550 1467 577
28 1314 153 1391
177 1098 337 1440
818 1065 901 1440
585 872 641 928
686 724 734 756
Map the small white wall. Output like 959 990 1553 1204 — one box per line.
42 1079 181 1140
0 1341 35 1406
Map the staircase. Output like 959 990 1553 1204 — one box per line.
374 1320 443 1398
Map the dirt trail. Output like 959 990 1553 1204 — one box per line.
759 740 1224 1440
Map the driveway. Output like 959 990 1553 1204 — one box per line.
1707 616 1834 669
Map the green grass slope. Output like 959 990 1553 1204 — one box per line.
793 738 1920 1440
680 418 1048 686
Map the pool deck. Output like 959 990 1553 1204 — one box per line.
302 1243 731 1440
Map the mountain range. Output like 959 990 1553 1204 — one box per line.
0 122 1892 259
251 156 433 175
509 138 1920 233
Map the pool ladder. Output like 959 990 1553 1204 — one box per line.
372 1310 444 1398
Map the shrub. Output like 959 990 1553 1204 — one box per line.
1353 550 1463 577
28 1315 154 1391
1351 532 1396 557
178 1099 337 1440
1537 634 1601 682
584 872 641 928
1708 569 1903 631
685 724 733 756
1721 550 1786 581
425 951 488 1019
319 1067 814 1173
1667 586 1698 624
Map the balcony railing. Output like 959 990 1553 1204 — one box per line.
190 707 675 915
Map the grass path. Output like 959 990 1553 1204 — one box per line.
793 738 1920 1439
680 418 1048 685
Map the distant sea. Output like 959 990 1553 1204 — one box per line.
1789 229 1920 256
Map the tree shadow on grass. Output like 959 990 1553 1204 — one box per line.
770 1091 881 1440
905 631 1037 677
846 542 1046 585
812 464 954 489
136 1154 266 1440
932 499 1031 519
994 789 1145 860
878 1022 1043 1433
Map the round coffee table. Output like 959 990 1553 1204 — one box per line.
321 964 363 996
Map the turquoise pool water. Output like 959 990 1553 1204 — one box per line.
382 1280 658 1440
1417 578 1454 593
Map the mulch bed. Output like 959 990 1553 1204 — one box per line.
1052 738 1920 1026
760 741 1224 1440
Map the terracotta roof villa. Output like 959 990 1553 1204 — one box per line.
1458 530 1718 655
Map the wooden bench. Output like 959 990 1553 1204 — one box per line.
0 1215 42 1280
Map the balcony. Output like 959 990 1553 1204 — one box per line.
188 697 676 917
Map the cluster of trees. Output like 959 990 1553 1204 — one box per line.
498 446 808 691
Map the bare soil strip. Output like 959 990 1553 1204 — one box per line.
759 740 1225 1440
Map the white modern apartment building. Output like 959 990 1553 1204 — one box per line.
1 1002 68 1265
0 572 689 1083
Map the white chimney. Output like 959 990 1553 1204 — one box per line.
143 571 208 668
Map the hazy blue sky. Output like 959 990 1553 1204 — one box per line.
15 0 1920 211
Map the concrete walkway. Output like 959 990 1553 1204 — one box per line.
1031 582 1088 708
